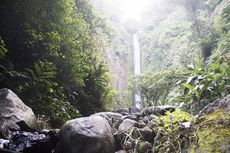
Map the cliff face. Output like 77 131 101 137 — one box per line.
105 35 131 107
210 0 230 23
91 0 135 107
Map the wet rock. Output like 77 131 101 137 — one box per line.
116 119 138 148
0 88 37 133
136 141 153 153
0 148 20 153
122 140 134 151
4 131 53 153
197 95 230 117
142 116 150 124
1 129 58 153
138 120 147 128
115 150 127 153
133 127 155 143
114 108 129 116
129 106 141 114
91 112 123 127
0 124 11 139
180 122 191 128
0 139 9 148
55 116 115 153
123 114 139 121
141 105 175 116
118 119 138 132
139 127 156 143
16 121 35 132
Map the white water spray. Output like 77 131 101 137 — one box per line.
132 33 142 109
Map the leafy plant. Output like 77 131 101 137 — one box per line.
0 37 7 58
129 70 181 106
177 55 230 114
214 4 230 54
152 109 195 153
0 0 114 126
21 61 80 126
0 60 80 127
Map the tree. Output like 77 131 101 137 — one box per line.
0 0 114 126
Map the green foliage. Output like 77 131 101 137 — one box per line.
0 0 114 126
199 31 218 59
215 4 230 54
156 109 192 128
0 37 7 58
22 61 80 126
152 109 195 153
152 109 230 153
177 55 230 114
141 11 195 71
129 70 181 106
76 61 115 115
0 61 80 127
207 0 223 11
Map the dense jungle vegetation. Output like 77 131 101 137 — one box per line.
128 0 230 114
0 0 230 127
0 0 115 126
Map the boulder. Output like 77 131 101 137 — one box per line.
0 148 20 153
117 119 138 134
114 108 129 116
4 131 52 153
0 89 36 134
141 105 175 116
136 141 153 153
91 112 123 127
0 139 9 148
55 116 115 153
116 119 138 146
115 150 126 153
129 106 141 114
190 110 230 152
132 127 155 143
123 114 139 121
197 95 230 117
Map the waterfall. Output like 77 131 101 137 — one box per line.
132 33 142 109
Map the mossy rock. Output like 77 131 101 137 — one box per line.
136 141 152 153
190 110 230 153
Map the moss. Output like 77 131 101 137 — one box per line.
190 110 230 153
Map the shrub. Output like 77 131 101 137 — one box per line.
177 54 230 114
129 70 181 106
152 109 195 153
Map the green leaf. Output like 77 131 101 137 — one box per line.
34 63 41 76
182 83 195 92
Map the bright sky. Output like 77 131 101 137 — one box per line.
119 0 151 22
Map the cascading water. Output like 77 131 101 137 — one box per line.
132 33 142 109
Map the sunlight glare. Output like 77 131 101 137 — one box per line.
120 0 150 22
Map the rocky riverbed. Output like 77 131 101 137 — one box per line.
0 88 230 153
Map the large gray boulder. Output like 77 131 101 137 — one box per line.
198 95 230 117
55 116 115 153
0 89 36 131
